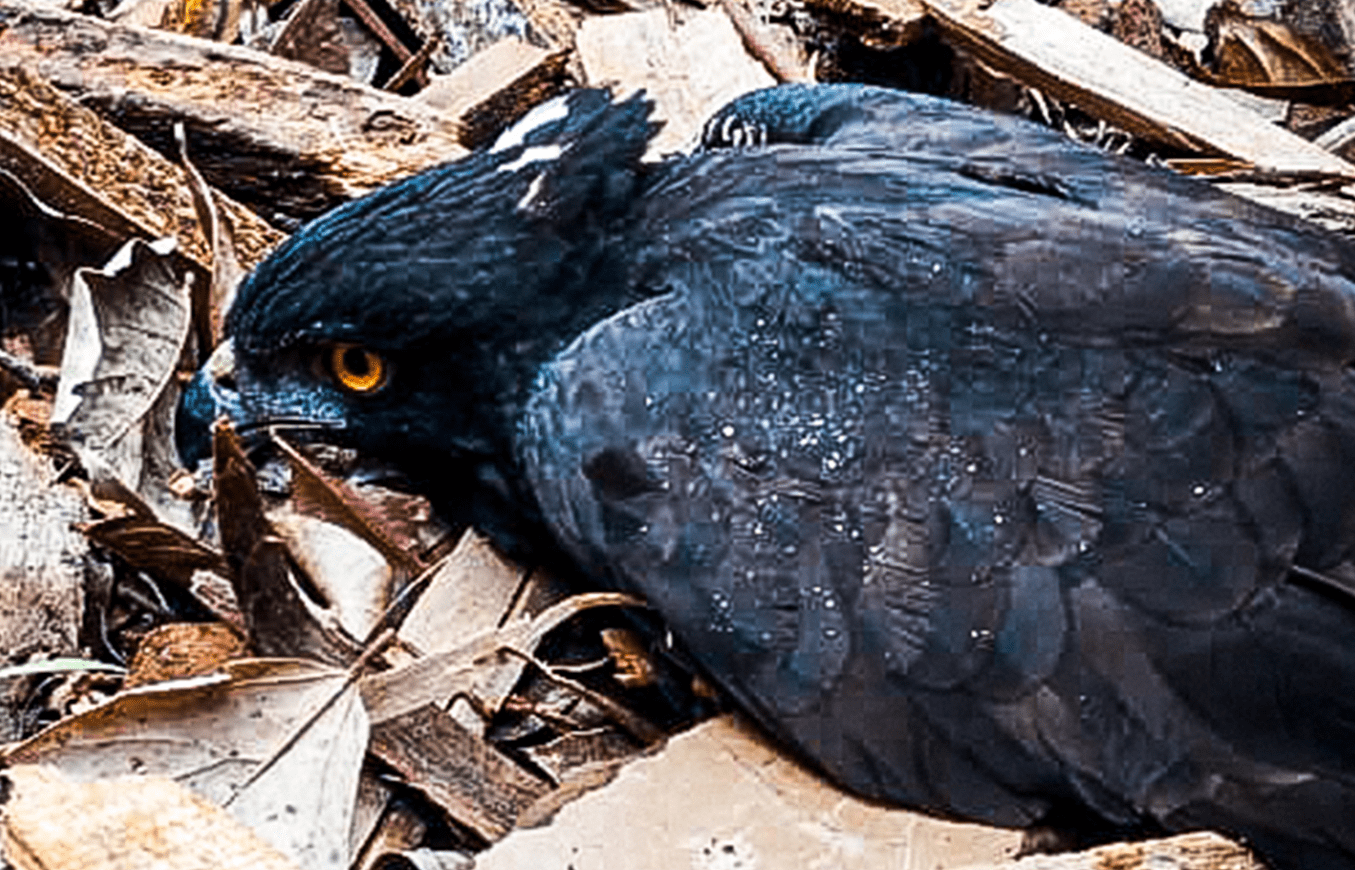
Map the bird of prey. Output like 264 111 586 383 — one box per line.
178 84 1355 870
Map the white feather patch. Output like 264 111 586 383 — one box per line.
491 97 572 153
497 144 563 174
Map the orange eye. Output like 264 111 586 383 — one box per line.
329 344 388 394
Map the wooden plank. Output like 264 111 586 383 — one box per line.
888 0 1355 176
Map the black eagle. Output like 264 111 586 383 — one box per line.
178 84 1355 870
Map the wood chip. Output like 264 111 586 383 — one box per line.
577 6 776 156
418 39 571 149
2 765 302 870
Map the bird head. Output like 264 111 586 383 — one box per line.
176 90 660 521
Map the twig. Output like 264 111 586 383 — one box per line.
385 34 440 92
502 645 665 745
0 348 59 394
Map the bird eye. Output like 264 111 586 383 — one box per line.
329 344 388 394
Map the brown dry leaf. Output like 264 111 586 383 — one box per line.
351 799 443 870
271 431 424 578
125 622 248 689
5 659 368 870
1206 0 1350 90
478 716 1023 870
50 237 195 529
360 590 645 726
176 122 245 351
398 530 524 657
80 513 229 580
347 482 451 560
213 422 362 664
3 765 303 870
393 530 549 736
348 770 398 865
516 728 643 789
268 508 394 642
371 704 551 842
0 168 120 336
598 627 656 688
80 512 243 630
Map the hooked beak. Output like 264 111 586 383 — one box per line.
175 339 241 468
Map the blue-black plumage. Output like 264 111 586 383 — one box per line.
179 84 1355 870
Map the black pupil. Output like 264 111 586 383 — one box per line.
343 347 371 376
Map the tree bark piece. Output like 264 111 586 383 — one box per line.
0 65 281 275
369 704 551 842
0 0 468 223
0 413 84 742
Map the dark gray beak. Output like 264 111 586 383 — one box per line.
175 339 241 467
